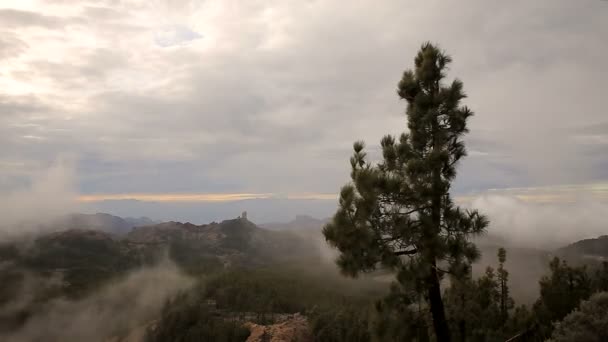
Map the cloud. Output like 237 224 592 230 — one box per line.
471 194 608 249
78 192 274 202
0 260 193 342
0 159 80 237
77 191 337 202
0 0 606 201
0 32 28 60
0 9 65 29
0 94 49 116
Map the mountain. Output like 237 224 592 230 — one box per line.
126 217 320 270
0 216 320 286
124 216 157 228
0 228 141 301
48 213 156 236
84 198 337 225
0 215 323 332
556 235 608 262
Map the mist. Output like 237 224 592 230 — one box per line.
0 259 193 342
471 194 608 250
0 160 81 239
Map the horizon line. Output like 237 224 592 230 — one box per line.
76 181 608 204
77 192 339 203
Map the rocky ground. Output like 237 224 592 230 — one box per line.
244 313 312 342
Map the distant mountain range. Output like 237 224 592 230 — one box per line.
0 215 322 302
1 212 607 307
125 217 320 268
84 198 337 225
49 213 158 235
556 235 608 262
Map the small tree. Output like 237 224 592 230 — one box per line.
534 257 592 336
473 267 501 339
537 258 592 318
323 43 488 341
445 254 517 342
444 265 476 342
497 247 513 323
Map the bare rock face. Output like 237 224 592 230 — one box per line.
244 313 312 342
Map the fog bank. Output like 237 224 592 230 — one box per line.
0 161 80 239
472 195 608 249
0 260 193 342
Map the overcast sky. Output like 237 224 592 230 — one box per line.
1 0 608 225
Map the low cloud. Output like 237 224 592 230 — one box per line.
0 160 80 238
471 195 608 249
0 260 193 342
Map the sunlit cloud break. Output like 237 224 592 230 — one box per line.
77 183 608 204
77 192 338 203
78 193 273 202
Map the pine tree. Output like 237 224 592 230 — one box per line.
497 247 513 323
474 267 501 340
444 265 475 342
535 257 593 333
323 42 488 341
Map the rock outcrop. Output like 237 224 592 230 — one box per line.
244 313 312 342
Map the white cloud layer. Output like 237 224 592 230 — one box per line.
0 159 80 235
473 195 608 249
0 0 606 199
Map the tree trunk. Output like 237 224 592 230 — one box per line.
459 320 466 342
428 263 451 342
427 81 451 342
500 278 506 321
429 162 451 340
460 291 466 342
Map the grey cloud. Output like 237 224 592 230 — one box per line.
0 96 76 169
575 122 608 136
82 6 129 21
0 32 28 60
0 94 49 116
23 48 130 90
1 0 607 199
0 9 66 29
